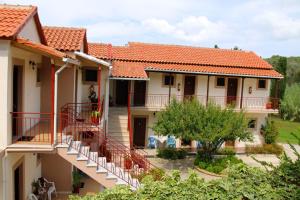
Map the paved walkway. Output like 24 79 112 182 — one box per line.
281 143 300 161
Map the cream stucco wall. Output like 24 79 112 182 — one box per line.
18 17 41 43
0 40 12 148
3 153 41 200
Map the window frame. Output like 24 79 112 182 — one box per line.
82 67 98 85
247 118 257 129
162 74 176 88
215 76 226 88
257 79 267 90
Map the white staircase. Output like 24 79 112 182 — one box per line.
56 135 140 190
108 107 130 147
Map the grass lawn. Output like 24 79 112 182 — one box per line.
270 115 300 144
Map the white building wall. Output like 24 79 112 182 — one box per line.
3 153 41 200
19 17 41 43
0 40 12 148
18 17 41 43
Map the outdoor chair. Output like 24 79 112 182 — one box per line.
28 193 38 200
148 136 157 149
196 141 203 149
38 177 57 199
166 135 176 148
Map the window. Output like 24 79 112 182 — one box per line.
83 68 98 83
163 74 175 86
258 79 267 89
216 77 225 87
36 67 41 86
248 119 257 129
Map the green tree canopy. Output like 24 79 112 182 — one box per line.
152 99 252 159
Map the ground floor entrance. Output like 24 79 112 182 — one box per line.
133 117 147 148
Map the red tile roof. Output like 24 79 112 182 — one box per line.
14 37 66 59
43 26 87 53
0 4 46 44
88 42 283 79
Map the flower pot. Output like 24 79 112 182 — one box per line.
91 116 99 124
124 158 132 170
266 102 272 109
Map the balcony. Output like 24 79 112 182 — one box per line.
130 94 279 113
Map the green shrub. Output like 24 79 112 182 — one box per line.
195 154 243 174
262 118 279 144
157 148 187 160
135 168 165 182
216 147 236 155
245 144 283 155
280 84 300 121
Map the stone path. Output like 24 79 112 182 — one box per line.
281 143 300 161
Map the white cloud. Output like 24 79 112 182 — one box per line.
255 11 300 40
143 16 230 42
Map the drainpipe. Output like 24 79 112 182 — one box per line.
54 58 80 144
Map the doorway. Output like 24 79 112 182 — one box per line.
14 162 24 200
133 117 147 148
226 78 238 106
12 65 23 137
184 76 196 99
115 80 128 106
133 81 146 106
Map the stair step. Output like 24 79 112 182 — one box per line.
116 179 128 185
67 149 79 155
96 166 108 173
106 173 118 180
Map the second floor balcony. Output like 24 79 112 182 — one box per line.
129 93 279 113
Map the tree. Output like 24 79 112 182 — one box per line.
280 84 300 121
214 44 219 49
269 56 287 99
233 46 240 50
152 99 252 159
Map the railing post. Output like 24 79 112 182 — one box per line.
127 81 133 149
240 77 245 109
51 63 55 144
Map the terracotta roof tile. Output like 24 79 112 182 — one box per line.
88 42 283 79
113 61 282 79
43 26 87 52
0 4 37 38
14 37 66 58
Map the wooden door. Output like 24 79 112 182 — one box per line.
115 80 128 106
184 76 196 99
133 81 146 106
227 78 238 105
133 117 146 148
12 65 23 137
14 163 24 200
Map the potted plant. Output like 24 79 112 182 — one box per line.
90 111 100 124
266 101 272 109
124 155 132 170
72 170 83 194
31 179 39 195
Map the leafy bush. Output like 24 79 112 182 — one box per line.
216 147 236 155
261 118 279 144
135 168 165 182
157 148 187 160
245 144 283 155
194 154 243 174
280 84 300 121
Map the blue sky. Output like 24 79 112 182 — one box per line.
2 0 300 57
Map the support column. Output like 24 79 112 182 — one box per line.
206 75 210 106
98 65 102 113
168 73 171 104
127 81 132 149
51 63 55 144
240 77 245 109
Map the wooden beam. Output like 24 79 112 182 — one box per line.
240 77 245 109
206 75 210 106
168 73 172 104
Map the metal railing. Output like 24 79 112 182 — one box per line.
129 93 279 110
59 102 151 188
11 112 52 143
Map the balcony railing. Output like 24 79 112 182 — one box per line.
11 112 52 143
130 93 279 110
